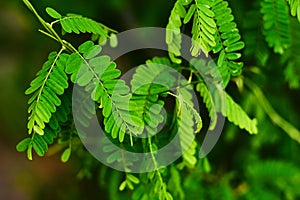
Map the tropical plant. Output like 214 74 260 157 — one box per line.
17 0 300 199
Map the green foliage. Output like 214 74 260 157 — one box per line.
166 0 245 86
166 0 189 63
286 0 300 22
17 0 300 199
167 166 185 200
133 170 173 200
196 82 218 130
46 7 111 37
25 51 69 135
224 93 258 134
261 0 291 54
192 59 257 134
119 174 140 191
244 161 300 199
130 57 175 137
211 0 245 85
65 41 140 144
282 18 300 88
243 6 270 66
17 88 72 160
174 81 202 169
190 0 216 56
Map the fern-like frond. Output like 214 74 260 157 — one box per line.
282 18 300 88
166 0 189 63
211 0 245 86
130 57 176 137
176 84 202 134
25 49 69 136
16 127 58 160
17 88 72 160
224 93 258 134
243 8 270 66
261 0 291 54
190 58 222 130
72 85 97 128
286 0 300 22
99 137 137 171
46 7 113 37
193 70 257 134
66 41 143 145
133 171 173 200
196 82 217 130
167 165 185 200
59 15 108 37
173 81 202 169
190 0 217 56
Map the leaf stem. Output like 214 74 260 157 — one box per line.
38 29 59 42
147 137 169 197
23 0 66 48
244 77 300 144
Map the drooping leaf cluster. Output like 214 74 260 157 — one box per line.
166 0 245 87
261 0 291 54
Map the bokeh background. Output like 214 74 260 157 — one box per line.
1 0 300 199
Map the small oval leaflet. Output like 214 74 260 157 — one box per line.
61 148 71 162
109 33 118 48
46 7 62 19
16 138 31 152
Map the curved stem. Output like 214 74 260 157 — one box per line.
148 137 169 197
244 77 300 144
23 0 65 47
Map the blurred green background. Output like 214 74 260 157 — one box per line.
1 0 300 199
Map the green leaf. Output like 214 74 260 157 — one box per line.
191 1 217 56
46 79 65 95
225 93 258 134
66 52 82 69
175 82 199 169
129 58 173 136
211 0 245 86
67 41 135 142
32 135 48 156
26 50 68 138
203 157 211 173
16 138 31 152
127 174 140 184
119 181 127 191
77 71 94 86
225 41 245 52
46 7 62 19
109 33 118 48
34 125 44 135
261 0 291 54
106 151 121 163
27 145 33 160
184 4 196 24
85 45 102 59
58 15 109 37
61 148 71 162
166 0 186 57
